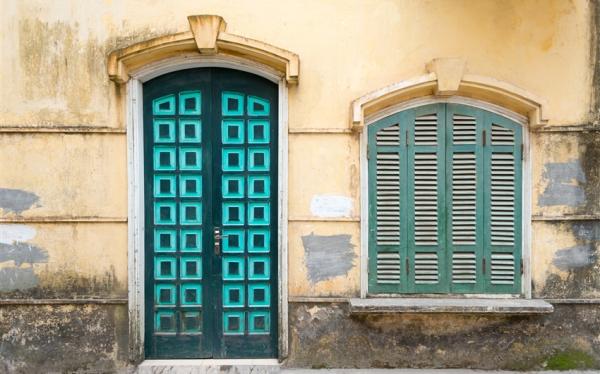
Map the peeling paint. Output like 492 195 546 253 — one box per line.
553 244 597 270
0 188 40 214
0 224 36 244
301 233 356 283
310 195 353 218
539 161 586 207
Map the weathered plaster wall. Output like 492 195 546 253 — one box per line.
0 0 599 371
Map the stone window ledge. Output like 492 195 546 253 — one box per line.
348 298 554 315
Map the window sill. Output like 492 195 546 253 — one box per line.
348 297 554 315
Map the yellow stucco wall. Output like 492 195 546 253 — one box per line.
0 0 596 299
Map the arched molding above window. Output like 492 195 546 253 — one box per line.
107 15 300 85
351 58 548 131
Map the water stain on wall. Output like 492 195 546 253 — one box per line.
0 188 39 214
301 233 356 283
539 161 586 207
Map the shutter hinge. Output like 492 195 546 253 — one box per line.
482 129 487 146
405 130 409 146
482 258 486 275
520 261 524 275
520 143 524 161
405 258 410 275
366 144 370 160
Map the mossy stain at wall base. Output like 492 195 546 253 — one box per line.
545 349 598 370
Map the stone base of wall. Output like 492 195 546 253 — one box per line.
0 304 129 373
286 302 600 370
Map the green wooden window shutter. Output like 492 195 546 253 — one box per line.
406 104 447 293
368 104 522 295
483 111 522 294
446 104 485 293
368 111 406 294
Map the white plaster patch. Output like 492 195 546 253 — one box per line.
310 195 353 218
0 224 36 244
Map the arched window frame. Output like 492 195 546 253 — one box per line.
359 94 533 299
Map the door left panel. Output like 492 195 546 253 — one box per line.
143 69 213 358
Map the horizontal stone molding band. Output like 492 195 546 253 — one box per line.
0 298 128 305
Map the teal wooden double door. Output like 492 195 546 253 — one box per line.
143 68 278 358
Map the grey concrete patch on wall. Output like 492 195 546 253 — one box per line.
0 188 40 214
0 240 48 292
302 233 356 283
0 267 40 292
539 161 586 207
0 242 48 266
553 244 597 270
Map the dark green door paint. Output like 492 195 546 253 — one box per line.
368 103 522 295
143 68 278 359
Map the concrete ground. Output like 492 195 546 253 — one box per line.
281 370 598 374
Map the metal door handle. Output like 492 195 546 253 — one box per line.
214 227 221 256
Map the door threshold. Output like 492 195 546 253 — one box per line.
137 359 280 373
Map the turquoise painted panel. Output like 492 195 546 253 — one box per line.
179 147 202 171
248 283 270 307
154 229 177 252
154 202 177 225
154 256 177 280
222 92 244 116
153 94 176 116
180 230 202 252
153 119 176 143
248 230 270 253
248 119 270 144
248 311 270 334
180 202 202 225
153 147 176 171
223 203 245 226
181 283 202 306
222 149 245 171
223 256 245 281
181 311 202 333
179 91 202 115
223 284 245 308
179 119 202 143
222 120 244 144
222 175 244 199
155 310 176 333
155 284 176 306
180 175 202 198
223 311 245 335
223 229 245 253
248 176 270 198
154 175 176 198
180 256 202 280
248 256 270 280
247 96 270 116
248 148 270 171
248 202 270 226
